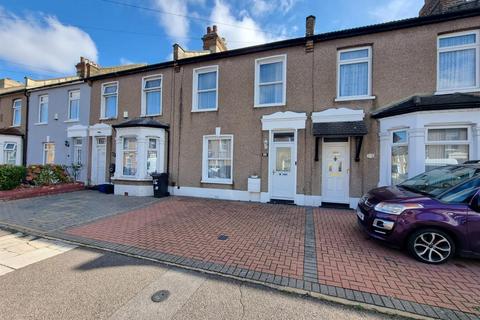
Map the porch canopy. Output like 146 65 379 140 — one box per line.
311 108 367 162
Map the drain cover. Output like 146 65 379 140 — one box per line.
151 290 170 303
217 234 229 241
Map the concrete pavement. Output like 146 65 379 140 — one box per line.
0 246 398 320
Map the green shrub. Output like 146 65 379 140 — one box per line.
0 165 26 190
26 164 71 186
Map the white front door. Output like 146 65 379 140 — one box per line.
322 139 350 204
92 137 107 185
270 132 296 200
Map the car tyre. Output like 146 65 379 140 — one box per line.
407 228 455 264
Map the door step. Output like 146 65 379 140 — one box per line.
269 199 295 205
320 202 350 210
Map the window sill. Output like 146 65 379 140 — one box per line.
191 108 218 113
435 88 480 95
35 122 48 126
335 96 376 102
112 177 152 181
10 125 21 128
99 117 117 121
64 119 79 123
201 180 233 185
141 113 162 117
254 103 286 108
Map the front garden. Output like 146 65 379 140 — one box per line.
0 164 84 201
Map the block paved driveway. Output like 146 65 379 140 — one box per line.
0 192 479 320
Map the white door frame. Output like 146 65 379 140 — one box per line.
321 138 350 204
268 129 297 201
91 136 107 185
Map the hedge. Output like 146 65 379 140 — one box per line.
0 165 27 190
26 165 71 186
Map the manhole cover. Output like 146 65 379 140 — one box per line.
151 290 170 303
218 234 229 241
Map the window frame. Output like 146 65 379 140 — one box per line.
390 129 409 185
425 126 472 166
3 142 17 165
192 66 219 112
67 90 81 122
336 46 373 101
141 74 163 116
121 136 138 177
202 135 234 185
436 30 480 94
12 99 21 127
146 137 160 174
254 54 287 108
73 137 83 164
38 95 49 124
43 142 55 165
100 81 119 120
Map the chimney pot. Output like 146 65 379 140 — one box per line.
306 15 316 37
213 25 217 32
207 26 212 33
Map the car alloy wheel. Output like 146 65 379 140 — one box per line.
408 229 455 264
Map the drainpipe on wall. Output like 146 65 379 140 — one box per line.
165 128 170 176
22 88 30 166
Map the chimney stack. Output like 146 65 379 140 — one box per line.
75 57 100 78
419 0 479 16
202 25 227 53
306 15 316 37
0 78 22 89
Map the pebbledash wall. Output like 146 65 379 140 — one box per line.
86 10 480 208
27 82 91 183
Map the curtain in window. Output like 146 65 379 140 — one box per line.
105 96 117 118
197 72 217 109
259 62 283 104
146 91 161 115
426 145 469 170
339 62 368 97
122 138 137 176
207 139 231 180
439 49 476 89
70 99 80 120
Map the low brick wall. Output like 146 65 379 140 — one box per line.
0 183 85 201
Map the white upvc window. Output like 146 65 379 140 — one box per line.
147 137 159 174
202 135 233 184
73 138 83 164
3 142 17 165
437 30 480 93
68 90 80 121
391 130 408 185
255 55 287 107
43 143 55 164
192 66 218 112
337 47 373 100
425 126 471 171
12 99 21 127
38 95 48 124
101 82 118 119
122 137 137 176
142 75 162 116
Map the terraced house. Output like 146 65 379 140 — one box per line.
81 0 480 208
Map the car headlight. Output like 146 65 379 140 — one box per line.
374 202 423 215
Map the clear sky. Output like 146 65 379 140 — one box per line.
0 0 424 82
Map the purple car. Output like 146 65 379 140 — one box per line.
357 164 480 264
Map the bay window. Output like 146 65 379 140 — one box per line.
202 135 233 184
38 95 48 124
43 143 55 164
437 31 479 92
68 90 80 121
255 55 286 107
142 75 162 116
3 143 17 165
101 82 118 119
12 99 21 127
337 47 372 100
193 66 218 111
391 130 408 185
425 127 470 171
122 137 137 176
147 138 158 174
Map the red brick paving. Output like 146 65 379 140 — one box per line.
67 197 305 279
313 208 480 315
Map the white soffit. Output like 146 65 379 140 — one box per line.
89 123 112 137
261 111 307 131
67 125 89 138
312 108 365 123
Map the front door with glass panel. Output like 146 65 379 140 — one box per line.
322 139 350 204
92 137 107 185
271 132 295 200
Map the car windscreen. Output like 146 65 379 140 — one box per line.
399 166 480 197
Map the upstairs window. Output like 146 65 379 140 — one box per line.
3 143 17 165
68 90 80 121
337 47 372 99
142 75 162 116
43 143 55 164
101 82 118 119
438 31 479 92
12 99 21 127
255 55 286 107
193 66 218 111
38 95 48 124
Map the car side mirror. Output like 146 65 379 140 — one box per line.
469 194 480 213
